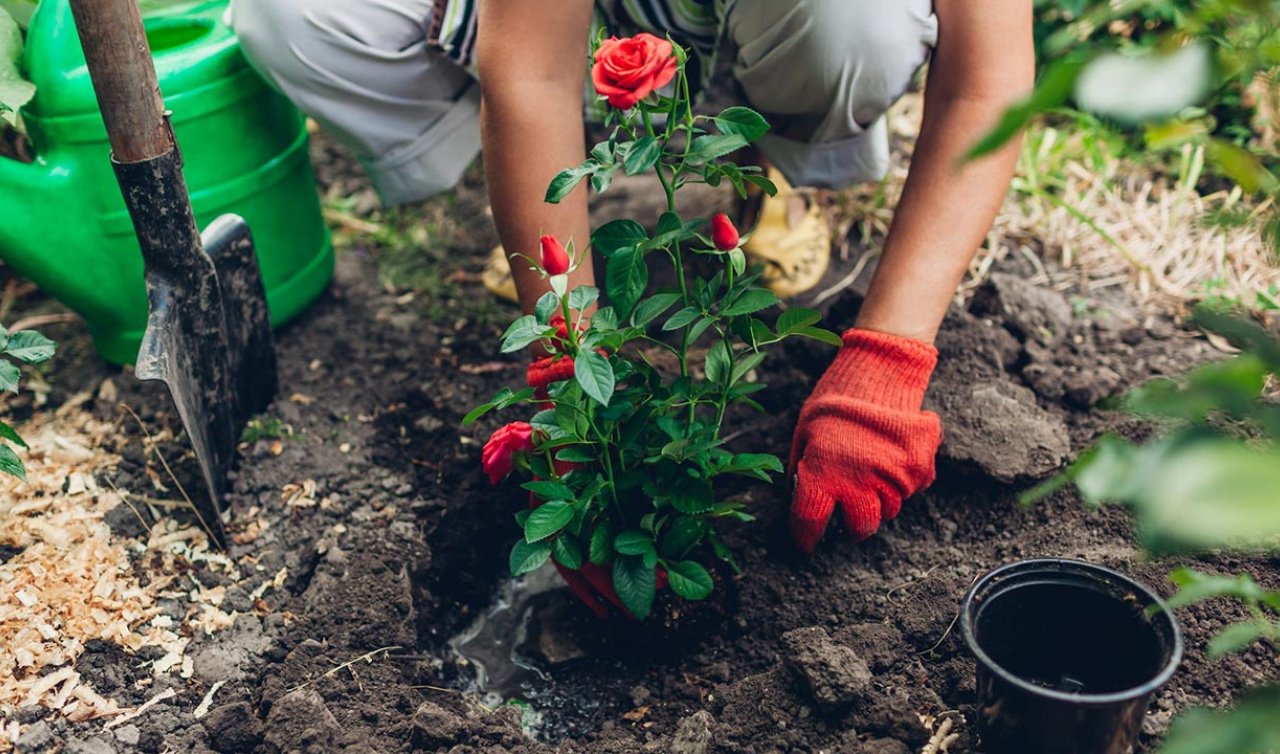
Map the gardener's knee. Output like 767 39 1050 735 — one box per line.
228 0 335 100
729 0 936 129
227 0 442 117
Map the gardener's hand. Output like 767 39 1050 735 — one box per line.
789 328 942 552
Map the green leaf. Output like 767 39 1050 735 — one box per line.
534 292 560 324
685 134 749 166
612 556 656 618
0 359 18 393
0 441 24 480
592 219 648 258
660 516 704 559
522 480 574 501
1207 621 1273 659
623 136 662 175
590 307 618 333
966 55 1087 161
590 164 619 193
744 174 777 196
712 106 769 142
589 521 614 565
568 286 599 313
722 452 783 478
663 307 702 331
605 246 648 319
462 386 535 426
730 352 766 385
574 350 615 406
1167 568 1269 610
614 530 656 556
509 539 551 576
669 476 715 514
688 316 715 345
632 292 681 327
777 308 821 334
525 501 574 542
646 211 700 251
0 420 26 449
722 288 778 317
0 9 35 128
728 248 746 276
545 164 593 203
705 341 730 383
1206 138 1280 195
501 315 554 353
557 446 596 464
552 535 584 570
1134 441 1280 552
667 560 714 601
793 327 843 347
1159 685 1280 754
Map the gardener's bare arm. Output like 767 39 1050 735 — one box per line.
855 0 1034 344
476 1 596 314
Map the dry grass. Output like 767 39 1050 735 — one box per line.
828 92 1280 312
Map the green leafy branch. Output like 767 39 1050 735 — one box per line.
0 325 56 479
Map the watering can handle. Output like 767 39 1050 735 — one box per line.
67 0 173 163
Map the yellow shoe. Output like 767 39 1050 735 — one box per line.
481 245 519 303
742 168 831 299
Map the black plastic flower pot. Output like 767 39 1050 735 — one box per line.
960 558 1183 754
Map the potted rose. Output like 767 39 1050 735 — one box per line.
465 33 839 619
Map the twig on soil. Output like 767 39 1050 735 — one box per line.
100 476 155 540
287 646 403 693
410 684 464 694
193 680 227 719
917 574 979 656
104 688 177 730
885 564 943 604
119 402 219 546
6 313 77 333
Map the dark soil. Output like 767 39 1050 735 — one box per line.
4 139 1277 754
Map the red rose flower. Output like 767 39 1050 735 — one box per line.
591 33 678 110
482 422 535 484
710 212 740 251
540 235 571 275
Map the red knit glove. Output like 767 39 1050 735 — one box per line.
789 328 942 552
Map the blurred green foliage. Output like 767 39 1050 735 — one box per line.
981 1 1280 250
1022 307 1280 752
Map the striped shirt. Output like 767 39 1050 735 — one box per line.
427 0 726 77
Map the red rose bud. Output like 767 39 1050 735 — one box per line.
540 235 571 275
711 212 740 251
482 421 535 485
592 33 678 110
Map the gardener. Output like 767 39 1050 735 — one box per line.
229 1 1033 551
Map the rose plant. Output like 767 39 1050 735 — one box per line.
465 35 839 619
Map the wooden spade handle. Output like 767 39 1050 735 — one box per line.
68 0 172 163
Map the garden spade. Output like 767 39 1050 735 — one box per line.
67 0 277 547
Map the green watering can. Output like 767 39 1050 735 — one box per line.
1 0 333 364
